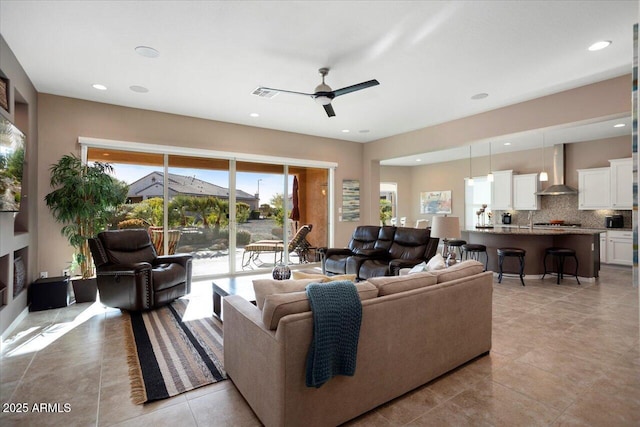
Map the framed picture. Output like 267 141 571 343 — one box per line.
420 190 452 214
342 179 360 222
0 77 8 112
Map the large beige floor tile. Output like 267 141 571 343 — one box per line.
187 386 261 427
0 264 637 426
448 378 561 426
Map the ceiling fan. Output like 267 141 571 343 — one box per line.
257 68 379 117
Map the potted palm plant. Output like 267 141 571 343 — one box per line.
45 154 128 302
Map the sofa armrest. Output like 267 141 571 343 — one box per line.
323 248 354 258
154 254 192 268
223 295 284 427
389 258 423 276
95 262 153 310
97 262 152 275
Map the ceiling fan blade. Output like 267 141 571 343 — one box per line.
323 103 336 117
333 79 379 97
258 86 314 97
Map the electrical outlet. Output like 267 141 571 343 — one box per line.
62 269 70 277
40 271 48 279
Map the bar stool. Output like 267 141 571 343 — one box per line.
542 247 580 285
447 240 466 258
462 243 488 271
497 247 526 286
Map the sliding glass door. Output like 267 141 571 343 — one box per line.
87 146 330 279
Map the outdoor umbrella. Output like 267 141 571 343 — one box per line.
289 175 300 231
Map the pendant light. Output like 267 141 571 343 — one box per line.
539 133 549 182
486 141 494 182
468 145 474 186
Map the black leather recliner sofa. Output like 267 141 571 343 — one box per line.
320 226 439 280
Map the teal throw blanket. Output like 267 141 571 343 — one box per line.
305 280 362 388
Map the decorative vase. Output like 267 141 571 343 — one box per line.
272 263 291 280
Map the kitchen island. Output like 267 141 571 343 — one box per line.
461 226 602 280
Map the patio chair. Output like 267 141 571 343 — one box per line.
242 224 313 269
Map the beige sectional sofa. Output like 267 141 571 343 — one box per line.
223 261 493 427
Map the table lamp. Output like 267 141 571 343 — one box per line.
430 215 461 267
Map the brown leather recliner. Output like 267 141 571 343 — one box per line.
89 229 192 311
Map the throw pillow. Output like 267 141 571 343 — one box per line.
426 253 446 271
408 262 427 274
253 278 317 310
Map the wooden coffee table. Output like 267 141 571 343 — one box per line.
212 274 269 319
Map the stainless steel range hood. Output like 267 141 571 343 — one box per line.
535 144 578 196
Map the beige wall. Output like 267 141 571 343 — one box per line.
37 94 364 275
381 135 631 228
0 35 38 335
565 136 630 187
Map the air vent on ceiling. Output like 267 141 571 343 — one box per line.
252 87 279 98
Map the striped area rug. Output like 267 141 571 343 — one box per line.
124 298 227 404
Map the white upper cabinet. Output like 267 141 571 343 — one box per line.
513 173 540 210
609 158 632 210
491 170 513 210
577 167 611 210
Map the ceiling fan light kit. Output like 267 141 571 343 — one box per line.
257 67 379 117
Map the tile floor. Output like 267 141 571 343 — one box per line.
1 265 638 426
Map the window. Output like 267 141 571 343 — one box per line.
85 142 333 279
465 176 492 229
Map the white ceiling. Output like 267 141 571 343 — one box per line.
0 1 637 148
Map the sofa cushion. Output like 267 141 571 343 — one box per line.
291 271 357 282
430 260 484 283
261 282 378 330
366 271 437 296
253 278 318 309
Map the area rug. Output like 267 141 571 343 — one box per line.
124 298 227 404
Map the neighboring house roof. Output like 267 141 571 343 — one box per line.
128 171 256 200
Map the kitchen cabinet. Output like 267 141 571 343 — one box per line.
600 232 607 264
513 173 540 210
606 230 632 266
577 167 610 210
609 158 632 210
491 170 513 210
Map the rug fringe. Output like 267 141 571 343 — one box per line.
123 311 147 405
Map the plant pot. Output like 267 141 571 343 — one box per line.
72 277 98 303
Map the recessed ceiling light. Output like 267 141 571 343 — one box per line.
613 123 626 128
416 158 422 162
471 93 489 100
341 129 350 133
92 84 107 91
129 85 149 93
249 113 260 118
135 46 160 58
504 142 511 146
588 40 611 51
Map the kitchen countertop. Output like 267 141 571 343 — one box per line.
463 226 603 236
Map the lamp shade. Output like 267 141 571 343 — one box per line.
430 216 461 239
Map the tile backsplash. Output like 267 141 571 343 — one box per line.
494 194 631 229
